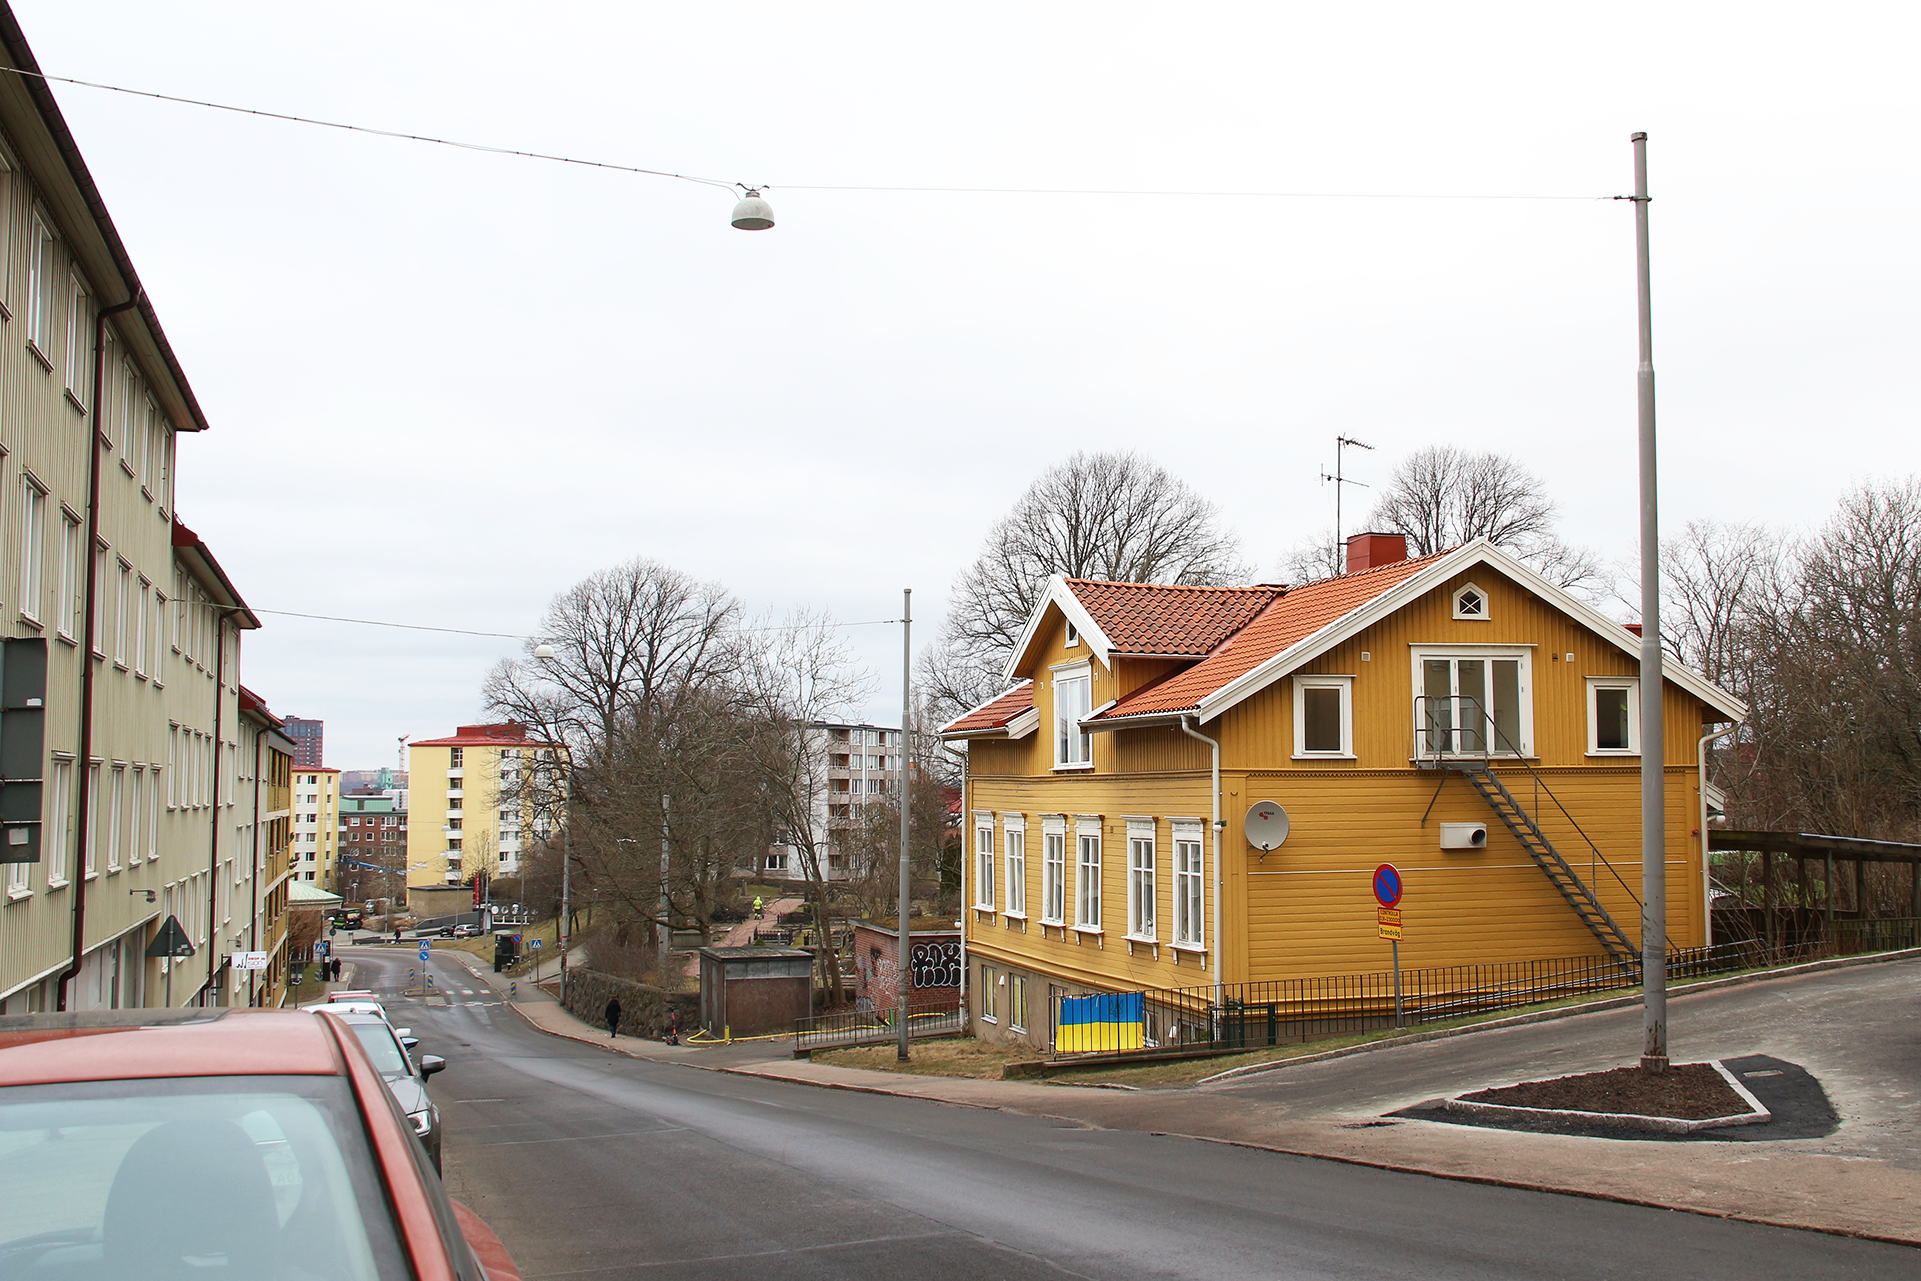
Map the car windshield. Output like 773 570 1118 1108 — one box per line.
349 1024 412 1079
0 1075 407 1279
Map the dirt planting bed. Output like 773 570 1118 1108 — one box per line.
1458 1062 1748 1119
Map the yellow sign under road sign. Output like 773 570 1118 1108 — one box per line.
1379 922 1403 940
1377 907 1401 926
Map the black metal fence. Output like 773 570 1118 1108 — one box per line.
1049 924 1921 1057
794 999 965 1051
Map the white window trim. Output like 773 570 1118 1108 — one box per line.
1292 674 1356 759
1001 813 1027 918
1052 660 1094 771
1452 581 1490 621
1039 815 1067 926
1124 818 1156 943
1171 819 1205 950
1073 814 1102 933
973 811 996 911
1409 645 1535 758
1586 676 1641 756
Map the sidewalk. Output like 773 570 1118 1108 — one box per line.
445 945 1921 1247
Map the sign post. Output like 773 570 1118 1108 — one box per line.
1372 864 1405 1029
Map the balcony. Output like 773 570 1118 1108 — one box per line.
444 807 463 820
446 768 464 780
446 788 464 801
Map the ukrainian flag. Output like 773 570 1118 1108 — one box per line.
1056 992 1145 1053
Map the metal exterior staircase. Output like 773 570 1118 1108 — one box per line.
1450 762 1639 965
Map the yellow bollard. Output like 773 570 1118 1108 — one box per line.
724 1024 732 1044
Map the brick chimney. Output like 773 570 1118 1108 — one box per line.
1345 531 1408 574
1623 622 1643 636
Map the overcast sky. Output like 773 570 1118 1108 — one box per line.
14 2 1917 769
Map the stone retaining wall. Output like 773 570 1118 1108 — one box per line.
559 969 699 1039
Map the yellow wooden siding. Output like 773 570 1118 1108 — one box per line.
960 573 1726 996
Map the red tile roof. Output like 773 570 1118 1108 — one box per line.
939 682 1035 735
1064 580 1281 656
411 722 559 748
1093 552 1448 720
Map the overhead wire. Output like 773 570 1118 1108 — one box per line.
2 64 1623 204
249 608 902 640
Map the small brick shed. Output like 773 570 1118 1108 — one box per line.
853 924 963 1011
697 946 813 1037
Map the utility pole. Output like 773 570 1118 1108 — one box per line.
1630 131 1668 1073
896 589 913 1062
1320 435 1374 569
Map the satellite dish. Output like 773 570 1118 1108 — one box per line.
1245 801 1290 851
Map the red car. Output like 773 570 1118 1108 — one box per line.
0 1008 519 1280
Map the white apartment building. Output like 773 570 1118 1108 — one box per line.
763 722 903 882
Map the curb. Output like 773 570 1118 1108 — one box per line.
1441 1059 1771 1134
1197 947 1921 1086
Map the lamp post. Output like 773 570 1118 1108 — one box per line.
532 644 571 1003
1629 132 1668 1073
896 589 913 1062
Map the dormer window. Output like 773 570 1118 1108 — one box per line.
1064 620 1080 647
1453 584 1488 620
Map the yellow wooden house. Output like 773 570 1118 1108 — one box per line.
939 533 1745 1050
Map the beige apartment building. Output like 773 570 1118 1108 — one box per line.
291 766 340 889
405 722 560 920
0 17 277 1011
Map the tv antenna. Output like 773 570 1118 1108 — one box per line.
1320 435 1375 569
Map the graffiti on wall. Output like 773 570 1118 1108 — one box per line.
909 939 962 989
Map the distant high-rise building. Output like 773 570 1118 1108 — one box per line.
285 717 324 768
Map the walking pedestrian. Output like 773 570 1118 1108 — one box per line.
753 896 764 919
605 995 622 1039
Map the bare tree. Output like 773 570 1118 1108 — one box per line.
925 451 1249 723
1365 447 1600 592
737 612 874 1004
1657 520 1780 692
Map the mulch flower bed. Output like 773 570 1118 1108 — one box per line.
1457 1063 1749 1119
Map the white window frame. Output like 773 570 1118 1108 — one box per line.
1002 815 1027 917
46 756 73 885
1452 582 1490 621
64 273 89 399
18 475 44 622
1587 676 1641 756
25 213 55 358
5 853 28 898
1073 815 1102 932
1411 645 1535 758
57 510 80 641
1040 816 1066 926
980 964 998 1023
1292 675 1355 759
1125 819 1156 942
1172 821 1205 949
83 761 100 878
1008 973 1028 1033
973 813 996 910
1052 661 1093 770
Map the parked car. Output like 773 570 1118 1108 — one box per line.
316 1010 445 1171
451 924 481 939
0 1008 516 1279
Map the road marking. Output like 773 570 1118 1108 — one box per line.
478 1128 686 1145
455 1098 507 1103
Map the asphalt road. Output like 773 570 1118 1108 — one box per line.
343 946 1912 1280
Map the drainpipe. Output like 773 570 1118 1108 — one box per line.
941 740 969 1014
1179 716 1223 1003
205 608 235 1001
1698 721 1739 948
248 719 264 1006
57 293 142 1012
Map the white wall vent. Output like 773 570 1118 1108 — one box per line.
1439 822 1488 850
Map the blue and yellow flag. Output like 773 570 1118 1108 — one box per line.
1056 992 1145 1053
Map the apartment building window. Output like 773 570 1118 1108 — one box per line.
127 769 142 866
149 591 163 682
1174 824 1204 948
18 477 44 621
1125 822 1155 941
1041 821 1066 925
166 727 177 807
1008 974 1028 1033
1074 818 1102 931
58 512 80 641
113 562 130 665
980 965 998 1023
64 275 89 400
25 214 55 358
1054 665 1092 769
6 854 27 898
1587 678 1640 755
47 757 72 884
449 747 463 767
90 546 106 656
145 768 157 860
133 579 150 677
83 762 100 877
1003 817 1027 916
141 396 159 496
974 816 995 910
